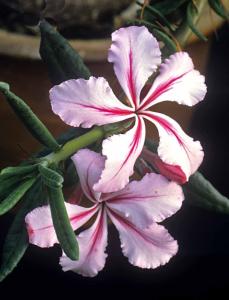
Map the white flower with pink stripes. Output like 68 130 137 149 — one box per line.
50 26 207 193
25 149 184 277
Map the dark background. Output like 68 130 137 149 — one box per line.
0 24 229 299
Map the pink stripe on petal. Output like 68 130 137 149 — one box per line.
142 111 204 181
72 149 106 202
108 209 178 269
25 204 98 248
93 116 146 193
106 172 183 228
50 76 134 128
108 26 161 109
60 207 108 277
140 52 207 110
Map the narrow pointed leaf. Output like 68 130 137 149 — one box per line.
154 0 189 15
0 177 36 216
47 186 79 260
0 179 45 282
0 176 23 199
0 82 60 151
38 164 63 188
186 2 208 41
0 165 37 180
137 1 174 31
39 20 90 85
208 0 229 20
184 172 229 213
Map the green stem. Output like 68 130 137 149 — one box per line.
175 0 208 46
43 126 105 165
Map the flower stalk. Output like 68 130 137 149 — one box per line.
42 126 105 165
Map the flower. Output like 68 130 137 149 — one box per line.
50 26 207 193
25 149 184 277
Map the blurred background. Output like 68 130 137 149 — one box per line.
0 1 229 299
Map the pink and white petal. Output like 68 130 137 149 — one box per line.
25 203 98 248
72 149 106 202
60 207 108 277
94 116 146 193
141 147 187 184
106 173 183 228
50 76 134 128
108 209 178 269
140 52 207 110
108 26 161 109
142 111 204 181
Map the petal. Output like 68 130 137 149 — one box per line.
108 26 161 109
142 111 204 181
141 147 187 184
94 116 146 193
25 203 98 248
50 76 134 128
72 149 106 202
106 172 183 228
140 52 207 110
108 209 178 269
60 207 108 277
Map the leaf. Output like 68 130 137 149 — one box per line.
0 177 36 216
0 82 60 151
0 176 23 199
38 164 63 188
208 0 229 20
39 20 91 85
0 165 37 180
153 0 189 15
0 179 45 282
137 1 174 31
39 164 78 259
47 186 79 260
186 1 208 42
184 171 229 213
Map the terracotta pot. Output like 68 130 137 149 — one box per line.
0 0 228 61
1 0 220 167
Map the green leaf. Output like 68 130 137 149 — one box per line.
38 164 63 188
0 177 36 216
186 1 208 42
0 83 60 151
137 1 174 31
0 165 37 180
0 179 45 282
153 0 188 15
47 186 79 260
184 171 229 213
0 176 22 199
208 0 229 20
39 20 90 85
